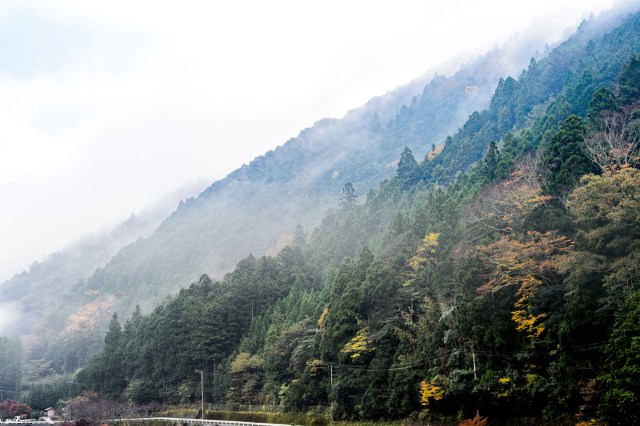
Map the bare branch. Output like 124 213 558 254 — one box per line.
583 108 640 171
460 154 549 239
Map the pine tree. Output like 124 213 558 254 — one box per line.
340 182 357 210
588 86 619 127
292 224 306 248
102 313 126 397
538 115 596 196
616 54 640 105
482 141 501 182
397 147 419 187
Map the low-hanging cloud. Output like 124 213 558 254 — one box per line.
0 302 20 336
0 0 619 282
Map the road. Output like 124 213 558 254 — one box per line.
4 416 290 426
111 417 290 426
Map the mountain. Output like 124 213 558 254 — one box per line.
72 5 640 424
53 42 581 369
12 1 640 374
2 2 640 424
5 21 573 370
0 180 207 337
83 43 519 299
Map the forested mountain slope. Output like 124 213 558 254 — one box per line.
20 21 575 372
74 8 640 425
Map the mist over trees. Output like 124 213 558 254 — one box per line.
75 9 640 425
0 180 206 338
0 337 21 399
3 15 569 377
2 4 640 425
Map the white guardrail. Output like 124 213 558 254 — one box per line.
4 417 291 426
110 418 291 426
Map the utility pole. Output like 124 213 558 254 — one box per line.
212 362 216 404
0 389 4 403
329 365 335 423
195 370 204 419
472 350 478 380
330 365 333 388
163 379 166 405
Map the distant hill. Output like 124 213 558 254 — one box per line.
0 180 206 337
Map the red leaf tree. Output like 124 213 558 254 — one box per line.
0 400 32 419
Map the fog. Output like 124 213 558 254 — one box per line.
0 0 617 283
0 301 19 332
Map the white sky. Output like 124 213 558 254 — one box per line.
0 0 617 282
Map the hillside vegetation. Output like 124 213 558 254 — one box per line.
2 6 640 426
13 19 562 374
71 10 640 425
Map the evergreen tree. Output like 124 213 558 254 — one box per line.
0 338 21 398
101 313 126 397
482 141 501 182
539 115 597 196
616 54 640 105
340 182 357 210
397 147 419 187
598 291 640 425
588 86 620 127
292 224 306 248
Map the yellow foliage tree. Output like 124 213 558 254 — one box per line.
307 358 324 376
317 306 329 328
228 352 264 404
341 328 375 360
511 276 547 338
420 379 444 406
479 231 574 338
492 377 511 398
405 232 440 286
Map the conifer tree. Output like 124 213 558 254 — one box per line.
340 182 357 210
617 54 640 105
598 291 640 425
539 115 596 196
292 224 306 247
588 86 620 127
101 313 126 397
397 147 419 187
482 141 501 182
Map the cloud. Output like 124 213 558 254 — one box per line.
0 302 20 335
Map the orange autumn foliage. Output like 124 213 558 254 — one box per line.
479 231 574 338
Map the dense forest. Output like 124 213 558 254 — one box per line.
0 11 561 376
2 6 640 426
0 39 508 372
